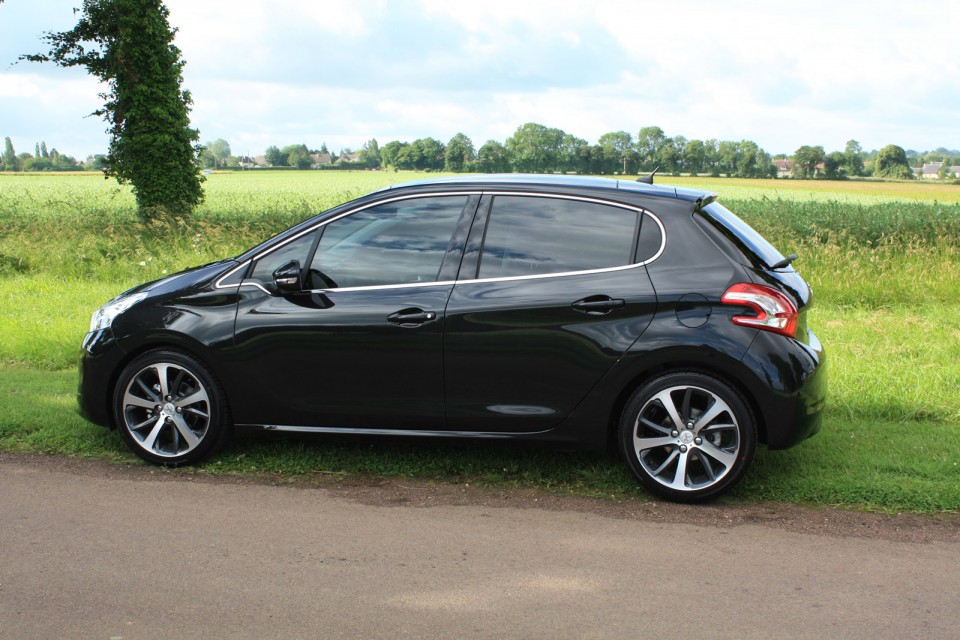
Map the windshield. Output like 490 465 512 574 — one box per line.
698 202 787 270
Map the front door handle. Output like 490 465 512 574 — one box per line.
572 296 626 315
387 308 437 327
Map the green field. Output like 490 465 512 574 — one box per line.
2 171 959 513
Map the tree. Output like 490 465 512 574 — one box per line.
792 145 825 179
2 137 18 171
421 138 446 170
505 123 564 173
683 139 706 175
558 134 590 174
823 151 848 180
359 138 381 169
716 141 739 176
23 0 204 221
264 145 286 167
380 140 405 169
202 138 231 169
874 144 914 179
281 144 311 169
40 141 49 158
444 133 475 172
598 131 634 174
476 140 511 173
843 140 865 177
636 126 666 171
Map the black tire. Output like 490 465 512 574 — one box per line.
112 349 231 466
619 372 756 503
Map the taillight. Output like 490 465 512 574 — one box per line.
721 283 798 338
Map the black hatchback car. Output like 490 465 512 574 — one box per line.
79 174 825 502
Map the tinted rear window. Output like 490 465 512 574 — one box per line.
698 202 786 270
478 196 639 279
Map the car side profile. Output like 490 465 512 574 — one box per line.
78 174 826 502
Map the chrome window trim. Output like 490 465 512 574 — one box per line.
214 191 480 292
215 260 251 290
462 262 646 285
470 192 667 284
214 189 668 292
306 280 457 294
251 190 481 263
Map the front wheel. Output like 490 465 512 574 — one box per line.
113 349 231 466
619 372 756 503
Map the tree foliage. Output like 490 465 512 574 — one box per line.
476 140 511 173
875 144 914 179
444 133 475 172
264 145 286 167
598 131 634 174
2 137 18 171
359 138 381 169
22 0 204 221
201 138 231 169
792 145 825 179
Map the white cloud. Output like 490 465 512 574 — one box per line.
2 0 958 157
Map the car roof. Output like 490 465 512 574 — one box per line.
382 173 716 204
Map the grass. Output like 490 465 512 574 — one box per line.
1 170 959 513
2 369 956 513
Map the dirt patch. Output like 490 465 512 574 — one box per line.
4 451 957 544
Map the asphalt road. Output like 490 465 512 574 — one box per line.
2 456 958 640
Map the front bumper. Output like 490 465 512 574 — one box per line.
77 328 126 428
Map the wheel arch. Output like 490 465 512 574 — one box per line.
603 358 768 453
106 333 233 429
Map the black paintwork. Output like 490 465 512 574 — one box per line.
78 174 825 455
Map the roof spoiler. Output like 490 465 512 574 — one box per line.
695 194 717 209
636 166 660 184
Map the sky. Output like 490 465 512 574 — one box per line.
1 0 958 161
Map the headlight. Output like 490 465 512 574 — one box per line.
89 292 148 333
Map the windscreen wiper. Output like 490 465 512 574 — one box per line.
770 253 798 270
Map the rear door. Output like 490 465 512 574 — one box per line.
443 193 660 433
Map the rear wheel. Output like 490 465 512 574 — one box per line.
113 349 231 466
619 372 756 503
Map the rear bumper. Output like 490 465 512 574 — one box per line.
742 328 826 450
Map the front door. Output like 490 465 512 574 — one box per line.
229 194 476 429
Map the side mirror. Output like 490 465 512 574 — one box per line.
272 260 302 294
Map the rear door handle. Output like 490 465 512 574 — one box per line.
387 308 437 326
572 296 626 315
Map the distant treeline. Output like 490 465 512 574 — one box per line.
240 124 960 181
7 124 960 181
1 136 104 172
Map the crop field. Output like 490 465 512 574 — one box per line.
1 170 959 513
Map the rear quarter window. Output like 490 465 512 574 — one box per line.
696 202 786 270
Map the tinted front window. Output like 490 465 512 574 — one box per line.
250 230 319 282
478 196 639 279
310 196 466 288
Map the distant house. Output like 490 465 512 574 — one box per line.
254 155 268 168
338 151 361 164
773 159 793 178
237 156 256 169
310 153 333 168
949 166 960 178
921 162 943 179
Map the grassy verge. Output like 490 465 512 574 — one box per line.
2 368 957 513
